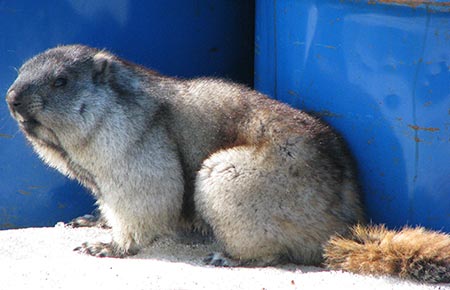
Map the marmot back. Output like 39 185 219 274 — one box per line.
6 45 449 283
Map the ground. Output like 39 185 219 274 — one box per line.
0 225 448 290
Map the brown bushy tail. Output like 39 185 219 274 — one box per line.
324 225 450 283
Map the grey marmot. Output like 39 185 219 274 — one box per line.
6 45 449 283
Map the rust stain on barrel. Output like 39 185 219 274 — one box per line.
408 124 440 132
18 190 32 195
0 133 13 139
374 0 450 7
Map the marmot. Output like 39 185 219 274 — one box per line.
6 45 449 283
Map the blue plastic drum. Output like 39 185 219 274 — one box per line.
0 1 254 229
255 0 449 232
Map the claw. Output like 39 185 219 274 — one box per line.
67 211 109 228
74 242 125 258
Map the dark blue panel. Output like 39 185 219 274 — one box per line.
255 0 449 232
0 0 254 229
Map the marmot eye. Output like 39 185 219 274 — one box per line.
53 77 68 87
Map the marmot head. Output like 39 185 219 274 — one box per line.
5 45 134 149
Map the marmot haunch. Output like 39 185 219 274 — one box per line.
6 45 449 283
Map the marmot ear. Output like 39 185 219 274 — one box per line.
92 52 114 84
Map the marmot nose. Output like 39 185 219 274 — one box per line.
6 89 27 118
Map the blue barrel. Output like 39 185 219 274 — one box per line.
0 1 254 229
255 0 450 232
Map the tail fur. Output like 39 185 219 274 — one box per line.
324 225 450 283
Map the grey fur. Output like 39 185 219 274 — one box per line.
6 45 364 265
